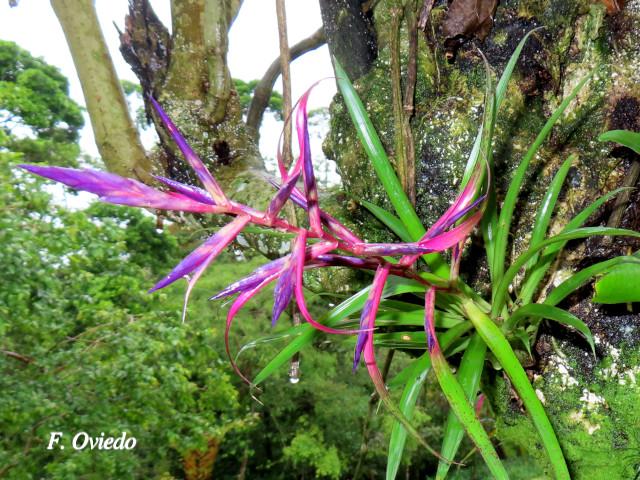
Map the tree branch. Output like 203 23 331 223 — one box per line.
51 0 151 182
246 27 325 138
2 349 34 364
403 0 418 204
276 0 293 167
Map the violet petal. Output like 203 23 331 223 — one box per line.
153 175 215 205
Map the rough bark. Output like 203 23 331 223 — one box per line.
319 0 378 80
51 0 151 182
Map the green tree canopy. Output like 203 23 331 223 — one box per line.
0 40 84 166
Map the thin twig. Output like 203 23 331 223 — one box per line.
1 349 34 364
276 0 293 167
404 1 419 117
403 0 419 205
390 4 408 198
246 28 326 138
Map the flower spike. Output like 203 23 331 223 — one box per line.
19 165 219 213
211 256 288 300
21 80 493 424
272 232 306 326
354 263 391 370
295 86 323 236
153 175 215 205
424 286 439 353
225 279 277 386
265 171 301 223
150 96 229 206
294 241 366 335
268 178 362 245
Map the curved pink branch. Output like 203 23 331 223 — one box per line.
225 276 278 386
294 241 365 335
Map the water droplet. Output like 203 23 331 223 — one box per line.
289 360 300 384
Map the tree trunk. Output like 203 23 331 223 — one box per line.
183 437 221 480
319 0 378 80
51 0 151 182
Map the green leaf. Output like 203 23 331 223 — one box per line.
461 53 495 187
386 321 477 480
386 358 430 480
460 28 540 187
545 255 640 307
492 227 640 318
492 71 594 293
593 263 640 303
505 303 595 356
525 154 575 271
253 277 426 384
478 57 499 285
495 28 543 110
333 59 448 277
342 331 427 349
430 349 508 480
341 308 464 329
359 199 413 242
598 129 640 154
519 187 630 304
436 333 487 480
463 299 570 479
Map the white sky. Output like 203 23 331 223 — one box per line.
0 0 336 162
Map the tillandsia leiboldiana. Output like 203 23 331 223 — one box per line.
20 87 487 387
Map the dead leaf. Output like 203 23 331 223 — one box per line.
442 0 499 59
601 0 624 14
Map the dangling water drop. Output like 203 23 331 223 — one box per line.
289 359 300 384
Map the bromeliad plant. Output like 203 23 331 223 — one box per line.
20 31 640 479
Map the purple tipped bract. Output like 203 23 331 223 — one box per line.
153 175 215 205
19 165 218 213
150 97 228 205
